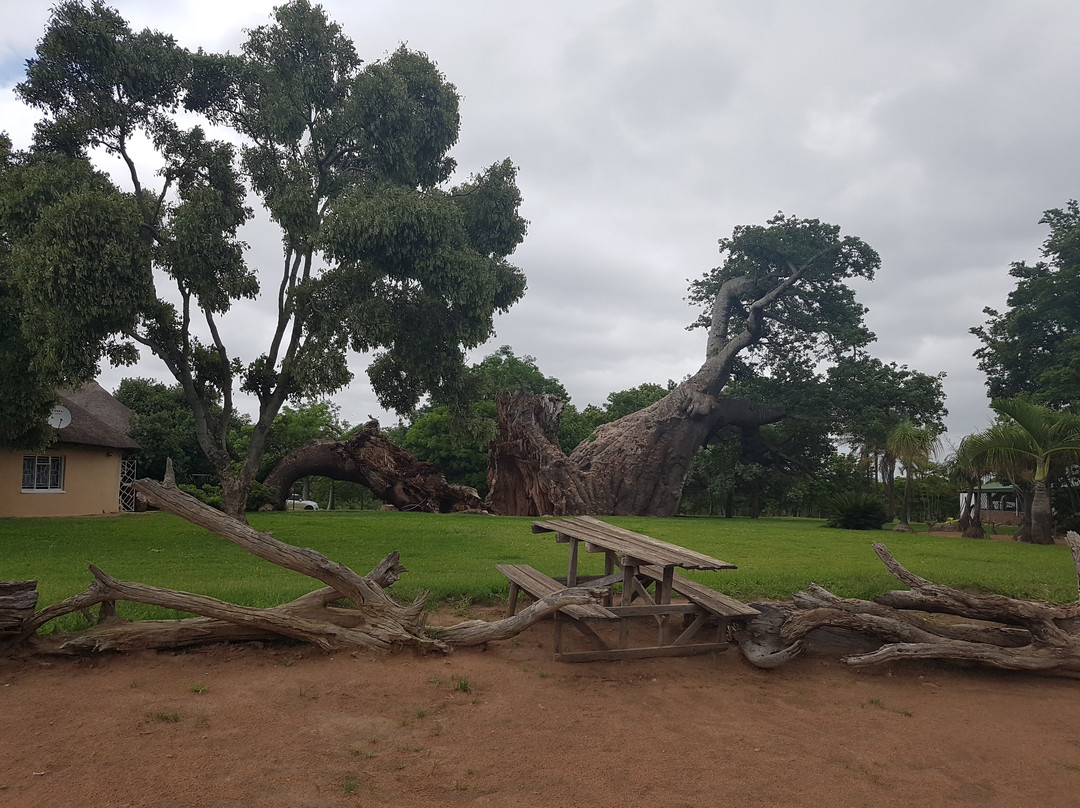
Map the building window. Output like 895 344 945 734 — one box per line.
22 455 65 492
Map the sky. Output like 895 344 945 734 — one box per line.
3 0 1079 454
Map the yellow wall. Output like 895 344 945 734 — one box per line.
0 446 123 518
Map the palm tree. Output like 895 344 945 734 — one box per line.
947 436 989 537
965 399 1080 544
887 420 939 532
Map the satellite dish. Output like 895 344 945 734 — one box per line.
48 405 71 429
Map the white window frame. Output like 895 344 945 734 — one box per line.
21 455 65 493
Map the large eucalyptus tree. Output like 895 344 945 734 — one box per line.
3 0 526 518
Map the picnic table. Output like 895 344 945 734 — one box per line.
498 516 758 662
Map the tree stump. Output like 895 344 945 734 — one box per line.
0 581 38 634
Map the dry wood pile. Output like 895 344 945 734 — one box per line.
1 478 602 655
737 533 1080 678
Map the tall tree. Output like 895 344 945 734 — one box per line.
6 1 526 519
488 213 880 516
886 420 939 531
972 200 1080 409
965 399 1080 544
948 436 993 538
827 355 947 518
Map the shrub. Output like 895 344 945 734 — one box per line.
177 483 223 511
825 491 889 530
246 481 276 512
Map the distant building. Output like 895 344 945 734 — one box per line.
959 483 1023 526
0 381 141 517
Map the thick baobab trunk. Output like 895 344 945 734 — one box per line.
487 385 785 516
485 393 589 516
264 425 487 513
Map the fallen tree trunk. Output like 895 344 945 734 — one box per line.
736 532 1080 678
263 425 487 513
8 477 606 655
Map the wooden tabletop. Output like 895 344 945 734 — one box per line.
532 515 737 571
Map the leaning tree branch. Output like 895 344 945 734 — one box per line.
133 478 408 612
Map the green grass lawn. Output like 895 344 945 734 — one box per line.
2 510 1076 632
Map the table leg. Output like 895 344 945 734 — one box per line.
619 563 636 648
603 552 615 606
567 538 579 586
505 581 520 618
656 566 674 645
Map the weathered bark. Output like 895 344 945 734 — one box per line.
738 533 1080 678
487 388 785 516
9 477 607 655
264 425 487 513
0 581 38 632
485 246 814 517
485 393 589 516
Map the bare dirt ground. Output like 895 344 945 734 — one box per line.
3 602 1080 808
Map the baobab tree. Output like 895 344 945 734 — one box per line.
487 213 880 516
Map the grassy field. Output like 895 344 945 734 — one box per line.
2 510 1076 632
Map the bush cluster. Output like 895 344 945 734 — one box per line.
824 491 889 530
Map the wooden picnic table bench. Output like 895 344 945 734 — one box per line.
497 516 757 662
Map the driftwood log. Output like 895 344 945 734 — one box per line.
737 532 1080 678
5 477 604 655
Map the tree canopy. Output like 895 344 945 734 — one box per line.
686 212 879 388
3 0 527 517
972 200 1080 410
113 377 217 485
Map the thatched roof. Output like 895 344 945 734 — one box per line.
53 381 140 452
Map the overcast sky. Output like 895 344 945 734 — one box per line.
3 0 1079 452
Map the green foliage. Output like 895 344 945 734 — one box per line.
964 399 1080 542
687 212 880 373
680 215 945 522
828 355 948 443
177 483 223 511
825 492 889 530
246 480 277 512
973 200 1080 409
239 400 348 480
401 346 569 494
5 1 526 515
402 406 489 494
114 378 217 484
886 420 939 526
